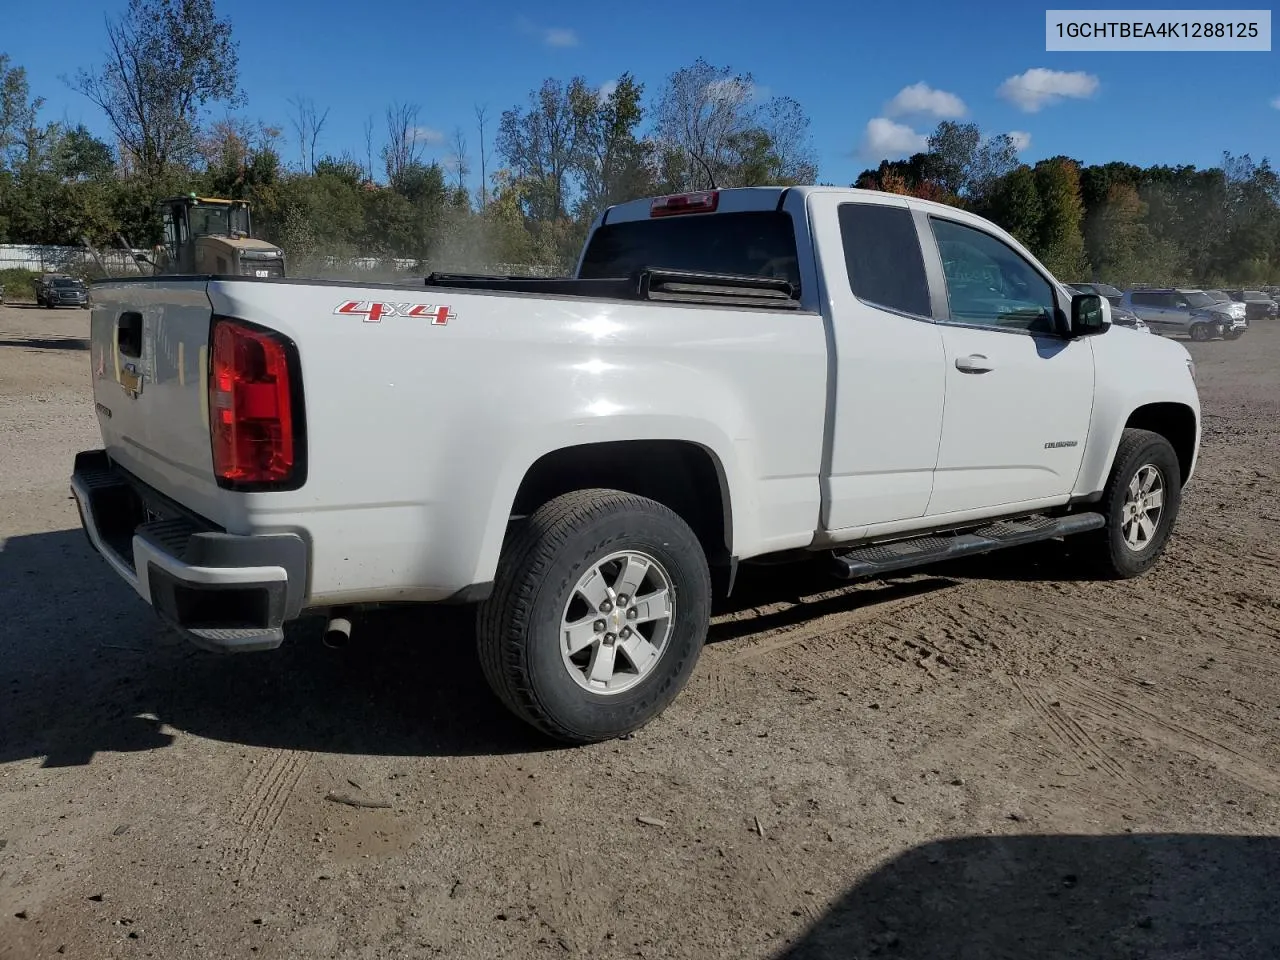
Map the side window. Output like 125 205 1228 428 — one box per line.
838 203 932 318
930 217 1057 335
1132 292 1159 308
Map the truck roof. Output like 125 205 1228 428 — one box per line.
599 185 984 226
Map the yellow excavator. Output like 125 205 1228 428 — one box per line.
149 194 286 278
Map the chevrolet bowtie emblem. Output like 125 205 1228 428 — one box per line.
121 363 143 399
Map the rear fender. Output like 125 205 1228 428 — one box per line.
465 415 752 587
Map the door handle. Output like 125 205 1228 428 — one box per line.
955 354 994 374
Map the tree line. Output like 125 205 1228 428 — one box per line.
855 122 1280 286
1 0 1277 287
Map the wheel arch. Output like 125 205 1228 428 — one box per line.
1073 398 1200 502
508 439 734 569
1123 402 1198 485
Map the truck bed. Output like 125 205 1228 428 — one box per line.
83 272 829 608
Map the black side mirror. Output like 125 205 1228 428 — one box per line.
1069 293 1109 337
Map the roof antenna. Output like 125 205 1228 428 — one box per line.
693 152 718 190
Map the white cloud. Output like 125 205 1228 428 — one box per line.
515 16 579 48
543 27 578 47
1271 95 1280 109
409 126 444 146
1007 130 1032 152
597 79 619 104
998 68 1099 112
884 82 966 119
860 118 928 159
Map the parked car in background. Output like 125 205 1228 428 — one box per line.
1066 282 1125 308
1066 284 1148 332
1227 289 1279 323
1122 288 1247 341
1203 290 1249 325
35 274 91 309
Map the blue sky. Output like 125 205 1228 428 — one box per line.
7 0 1278 187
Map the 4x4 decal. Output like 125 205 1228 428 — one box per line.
333 300 454 325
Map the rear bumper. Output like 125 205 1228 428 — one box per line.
70 450 308 652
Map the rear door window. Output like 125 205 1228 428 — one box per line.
837 203 932 318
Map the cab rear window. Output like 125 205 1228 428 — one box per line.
578 211 801 293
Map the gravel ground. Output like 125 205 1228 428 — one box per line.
2 302 1278 960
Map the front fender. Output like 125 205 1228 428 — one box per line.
1073 334 1200 497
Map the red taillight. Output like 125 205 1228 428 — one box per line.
210 319 297 487
649 190 719 217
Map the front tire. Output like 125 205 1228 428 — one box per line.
1189 323 1212 342
1083 428 1183 579
477 489 711 744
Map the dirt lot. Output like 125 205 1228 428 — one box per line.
1 302 1278 960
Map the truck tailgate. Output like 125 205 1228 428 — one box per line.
89 280 226 524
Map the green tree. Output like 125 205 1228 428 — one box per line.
573 73 655 221
1 55 43 170
55 125 115 180
925 121 1018 203
1084 181 1151 282
497 77 590 223
1032 156 1089 278
70 0 242 181
981 164 1043 248
653 58 816 191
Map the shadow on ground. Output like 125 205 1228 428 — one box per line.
775 833 1280 960
0 523 1096 768
0 527 543 766
0 336 90 351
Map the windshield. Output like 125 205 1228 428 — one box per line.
1182 292 1215 308
51 278 81 288
188 203 251 237
1205 290 1229 301
1095 283 1123 298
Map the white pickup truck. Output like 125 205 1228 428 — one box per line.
72 186 1201 743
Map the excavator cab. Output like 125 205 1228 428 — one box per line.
155 195 286 278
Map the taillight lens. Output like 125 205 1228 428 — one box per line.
210 319 298 487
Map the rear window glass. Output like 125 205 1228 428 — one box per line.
578 211 801 293
838 203 931 317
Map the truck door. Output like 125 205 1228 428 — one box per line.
811 195 946 532
921 213 1094 517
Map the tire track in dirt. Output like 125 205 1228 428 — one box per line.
1009 675 1142 789
696 582 969 702
1051 672 1280 797
226 749 311 884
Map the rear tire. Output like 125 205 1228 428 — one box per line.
477 489 711 744
1081 428 1182 579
